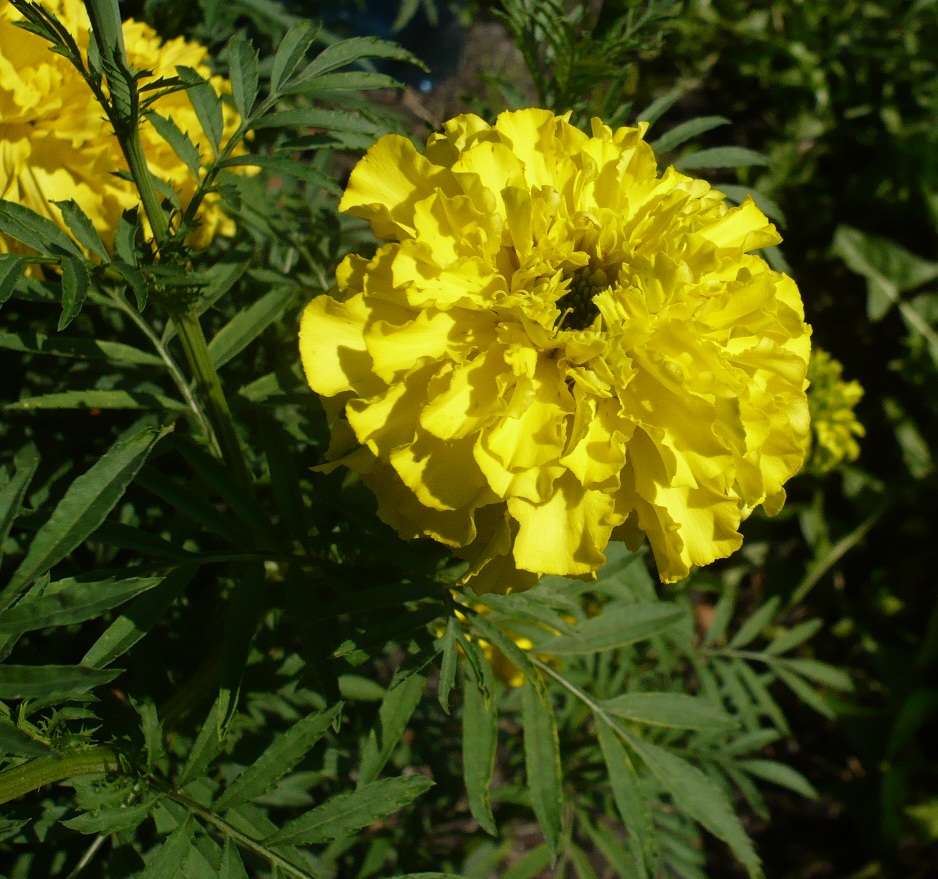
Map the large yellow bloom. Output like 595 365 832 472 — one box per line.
806 347 864 473
0 0 239 254
300 109 811 589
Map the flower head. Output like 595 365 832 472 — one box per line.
300 109 811 589
806 347 864 472
0 0 240 255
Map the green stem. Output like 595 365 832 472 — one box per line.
171 310 254 491
0 746 121 807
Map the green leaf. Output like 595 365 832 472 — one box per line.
702 582 737 648
598 693 737 730
738 759 818 799
0 443 39 555
7 389 187 412
0 254 27 306
1 423 170 612
780 658 853 691
265 774 433 846
764 619 823 655
258 418 309 547
215 702 343 810
629 737 762 878
673 146 769 171
208 285 296 368
0 573 166 632
437 617 459 713
140 812 195 879
219 154 341 193
147 112 202 179
0 715 52 758
358 672 426 787
219 837 249 879
498 844 553 879
547 603 685 654
774 666 835 718
63 797 156 835
285 71 401 94
51 200 109 261
225 36 259 119
58 255 90 330
177 66 223 156
219 560 266 729
0 199 83 257
0 330 162 365
461 660 498 836
0 664 121 700
521 677 563 855
270 21 319 94
728 597 780 649
178 697 225 787
251 107 379 133
82 565 197 667
650 115 730 154
731 659 790 736
596 720 653 878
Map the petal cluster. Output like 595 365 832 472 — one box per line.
300 109 811 589
806 347 864 473
0 0 240 254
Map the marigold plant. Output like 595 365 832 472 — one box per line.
0 0 238 254
300 108 812 589
806 347 864 472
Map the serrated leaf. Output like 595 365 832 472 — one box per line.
178 697 224 787
673 146 769 171
780 658 853 690
731 659 790 736
285 70 401 94
251 107 379 133
521 677 563 855
462 660 497 836
774 666 835 718
140 812 195 879
547 602 684 654
83 565 197 667
258 418 309 547
469 612 543 693
266 774 434 846
58 255 89 330
114 210 139 266
219 837 250 879
598 693 737 729
358 672 426 787
52 200 109 261
215 702 342 810
208 285 295 368
764 619 824 655
132 696 165 774
0 254 27 306
0 573 166 632
147 112 202 179
7 389 187 411
63 797 156 835
0 715 52 758
0 443 39 554
270 21 319 94
0 199 83 257
650 115 730 154
738 759 818 799
634 90 681 128
226 36 259 119
702 582 737 648
178 66 223 156
728 597 780 649
219 560 266 729
0 330 161 365
0 663 121 699
629 737 762 878
1 423 170 612
292 35 424 85
596 720 653 878
497 845 554 879
219 154 341 194
437 617 459 713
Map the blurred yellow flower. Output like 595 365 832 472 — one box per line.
300 109 811 589
0 0 240 254
806 347 864 472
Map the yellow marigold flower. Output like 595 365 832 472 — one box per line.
0 0 240 254
300 109 811 589
806 347 864 473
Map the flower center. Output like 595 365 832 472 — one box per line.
557 267 607 331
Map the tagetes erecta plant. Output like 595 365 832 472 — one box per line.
0 0 239 254
300 109 812 590
806 347 864 473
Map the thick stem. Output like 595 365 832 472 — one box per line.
0 746 121 807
